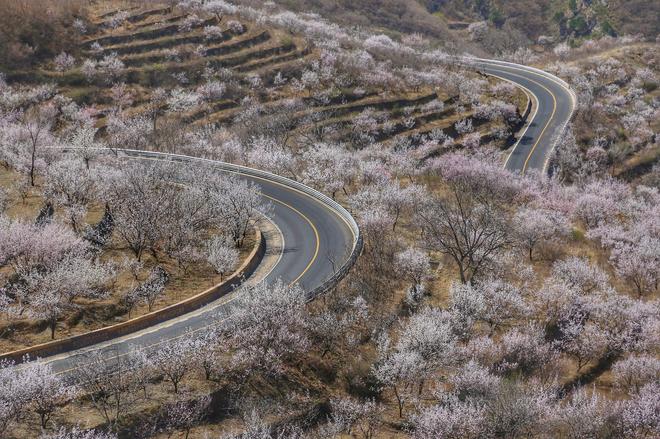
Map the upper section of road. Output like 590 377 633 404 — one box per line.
474 59 577 174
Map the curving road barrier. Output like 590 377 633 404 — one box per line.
9 57 573 371
117 149 363 300
9 148 362 373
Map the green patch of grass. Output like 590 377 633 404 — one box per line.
279 35 293 47
63 86 99 104
642 82 658 93
570 228 585 242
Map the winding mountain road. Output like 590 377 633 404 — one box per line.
20 151 359 374
11 59 575 374
475 59 577 173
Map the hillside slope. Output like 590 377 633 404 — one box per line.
424 0 659 42
252 0 455 39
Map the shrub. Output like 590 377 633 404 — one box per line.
570 228 585 241
0 0 86 71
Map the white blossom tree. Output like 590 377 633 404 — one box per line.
40 426 117 439
148 336 196 394
513 206 571 260
159 394 210 439
612 355 660 395
394 248 431 287
71 349 147 429
44 158 97 233
222 280 309 377
25 361 77 429
206 236 239 280
373 307 456 417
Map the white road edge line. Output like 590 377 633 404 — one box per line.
476 60 577 174
487 73 540 171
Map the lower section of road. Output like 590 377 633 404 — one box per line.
16 150 359 374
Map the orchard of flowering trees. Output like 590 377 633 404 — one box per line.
0 153 264 341
0 0 658 437
0 76 268 345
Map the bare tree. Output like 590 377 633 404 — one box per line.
418 196 509 284
70 349 146 429
21 104 56 186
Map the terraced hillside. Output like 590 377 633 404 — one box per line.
6 3 660 439
14 3 524 161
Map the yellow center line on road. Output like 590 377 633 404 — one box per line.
31 156 324 376
485 68 559 174
260 193 320 285
486 73 539 170
127 155 322 284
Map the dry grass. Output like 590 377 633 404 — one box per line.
0 0 86 71
0 166 256 353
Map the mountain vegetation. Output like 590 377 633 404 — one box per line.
0 0 657 438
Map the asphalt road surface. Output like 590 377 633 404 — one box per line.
476 59 576 173
36 153 356 375
20 59 575 374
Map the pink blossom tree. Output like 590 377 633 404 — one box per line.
513 206 571 260
222 280 309 377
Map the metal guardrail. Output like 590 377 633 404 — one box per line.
101 148 363 298
5 147 364 363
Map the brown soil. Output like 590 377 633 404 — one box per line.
0 166 256 353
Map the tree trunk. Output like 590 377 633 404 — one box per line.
30 144 37 186
393 385 404 418
458 264 467 284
